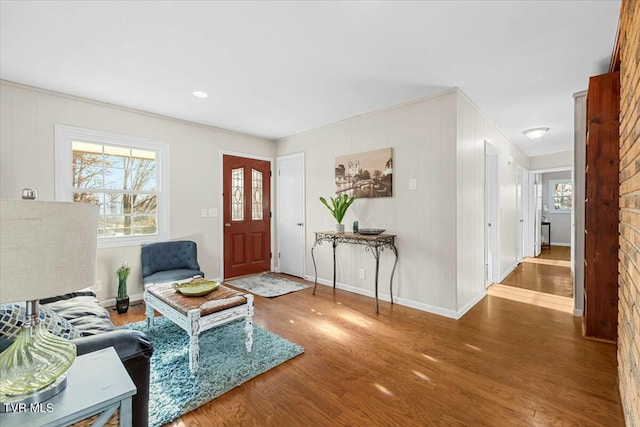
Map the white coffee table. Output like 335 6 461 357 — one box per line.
144 281 254 374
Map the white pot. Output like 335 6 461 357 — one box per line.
335 223 345 233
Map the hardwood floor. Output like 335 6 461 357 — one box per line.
537 245 571 261
111 278 623 426
500 246 573 298
500 262 573 297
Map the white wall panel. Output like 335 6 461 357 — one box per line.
0 81 275 301
277 91 459 313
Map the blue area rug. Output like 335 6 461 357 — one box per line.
120 316 304 427
227 273 310 297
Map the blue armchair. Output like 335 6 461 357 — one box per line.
141 240 204 285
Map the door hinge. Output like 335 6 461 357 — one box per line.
278 252 281 259
270 211 272 218
270 252 272 259
270 170 272 177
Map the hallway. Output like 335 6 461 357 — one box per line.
488 246 573 313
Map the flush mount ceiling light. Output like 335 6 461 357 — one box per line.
192 91 208 98
523 127 549 139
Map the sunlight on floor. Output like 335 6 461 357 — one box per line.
412 370 431 382
421 353 439 363
340 313 372 328
523 257 571 268
487 284 573 314
316 321 349 341
374 383 394 396
464 343 482 352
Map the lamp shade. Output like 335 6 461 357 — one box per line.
0 199 98 303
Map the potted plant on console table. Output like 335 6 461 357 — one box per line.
116 262 130 314
319 193 356 233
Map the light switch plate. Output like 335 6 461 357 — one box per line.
409 178 417 190
209 208 218 217
201 208 207 218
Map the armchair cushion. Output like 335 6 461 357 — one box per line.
141 240 204 284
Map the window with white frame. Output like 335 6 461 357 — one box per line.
548 179 572 213
55 125 170 248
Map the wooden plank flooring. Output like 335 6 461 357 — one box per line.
500 246 573 298
111 278 623 426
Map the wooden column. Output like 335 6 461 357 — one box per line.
583 70 620 341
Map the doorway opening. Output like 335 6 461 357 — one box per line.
495 167 574 312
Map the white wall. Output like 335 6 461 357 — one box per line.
0 81 275 301
278 90 459 314
541 170 572 245
456 93 529 286
530 150 573 170
276 89 526 317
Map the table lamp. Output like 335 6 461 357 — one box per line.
0 195 98 405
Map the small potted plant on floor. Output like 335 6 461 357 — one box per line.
319 193 356 233
116 262 130 314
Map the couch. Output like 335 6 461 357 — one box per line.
141 240 204 285
40 290 153 427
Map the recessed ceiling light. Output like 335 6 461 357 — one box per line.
192 91 208 98
523 127 549 139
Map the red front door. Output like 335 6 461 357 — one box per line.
223 155 271 279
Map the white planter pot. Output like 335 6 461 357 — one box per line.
335 223 345 233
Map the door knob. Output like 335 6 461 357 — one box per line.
225 223 231 227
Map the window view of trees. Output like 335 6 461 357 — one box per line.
72 141 158 237
552 181 572 211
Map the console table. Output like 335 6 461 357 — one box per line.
541 221 551 251
311 231 398 313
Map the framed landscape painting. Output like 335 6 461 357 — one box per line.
335 148 393 198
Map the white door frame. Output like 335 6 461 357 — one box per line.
276 152 306 277
528 166 575 308
516 165 524 264
485 142 500 287
218 150 275 280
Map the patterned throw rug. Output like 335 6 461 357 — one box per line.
227 273 311 297
120 317 304 427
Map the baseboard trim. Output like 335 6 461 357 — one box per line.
455 291 487 319
498 262 518 283
101 292 144 308
573 308 583 316
550 242 571 247
304 275 475 320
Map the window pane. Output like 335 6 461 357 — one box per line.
132 214 157 235
252 169 263 220
132 194 157 214
72 148 104 189
231 167 244 221
129 159 156 191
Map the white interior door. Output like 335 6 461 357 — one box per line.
485 142 499 287
534 173 542 256
516 165 524 264
276 153 305 278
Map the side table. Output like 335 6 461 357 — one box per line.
0 347 136 427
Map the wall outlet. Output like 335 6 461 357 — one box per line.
359 268 366 279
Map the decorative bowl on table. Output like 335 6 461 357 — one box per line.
173 279 220 297
357 228 385 235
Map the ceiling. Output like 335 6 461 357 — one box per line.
0 1 620 157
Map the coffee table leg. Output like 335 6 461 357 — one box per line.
245 294 254 352
188 309 200 373
145 301 155 331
